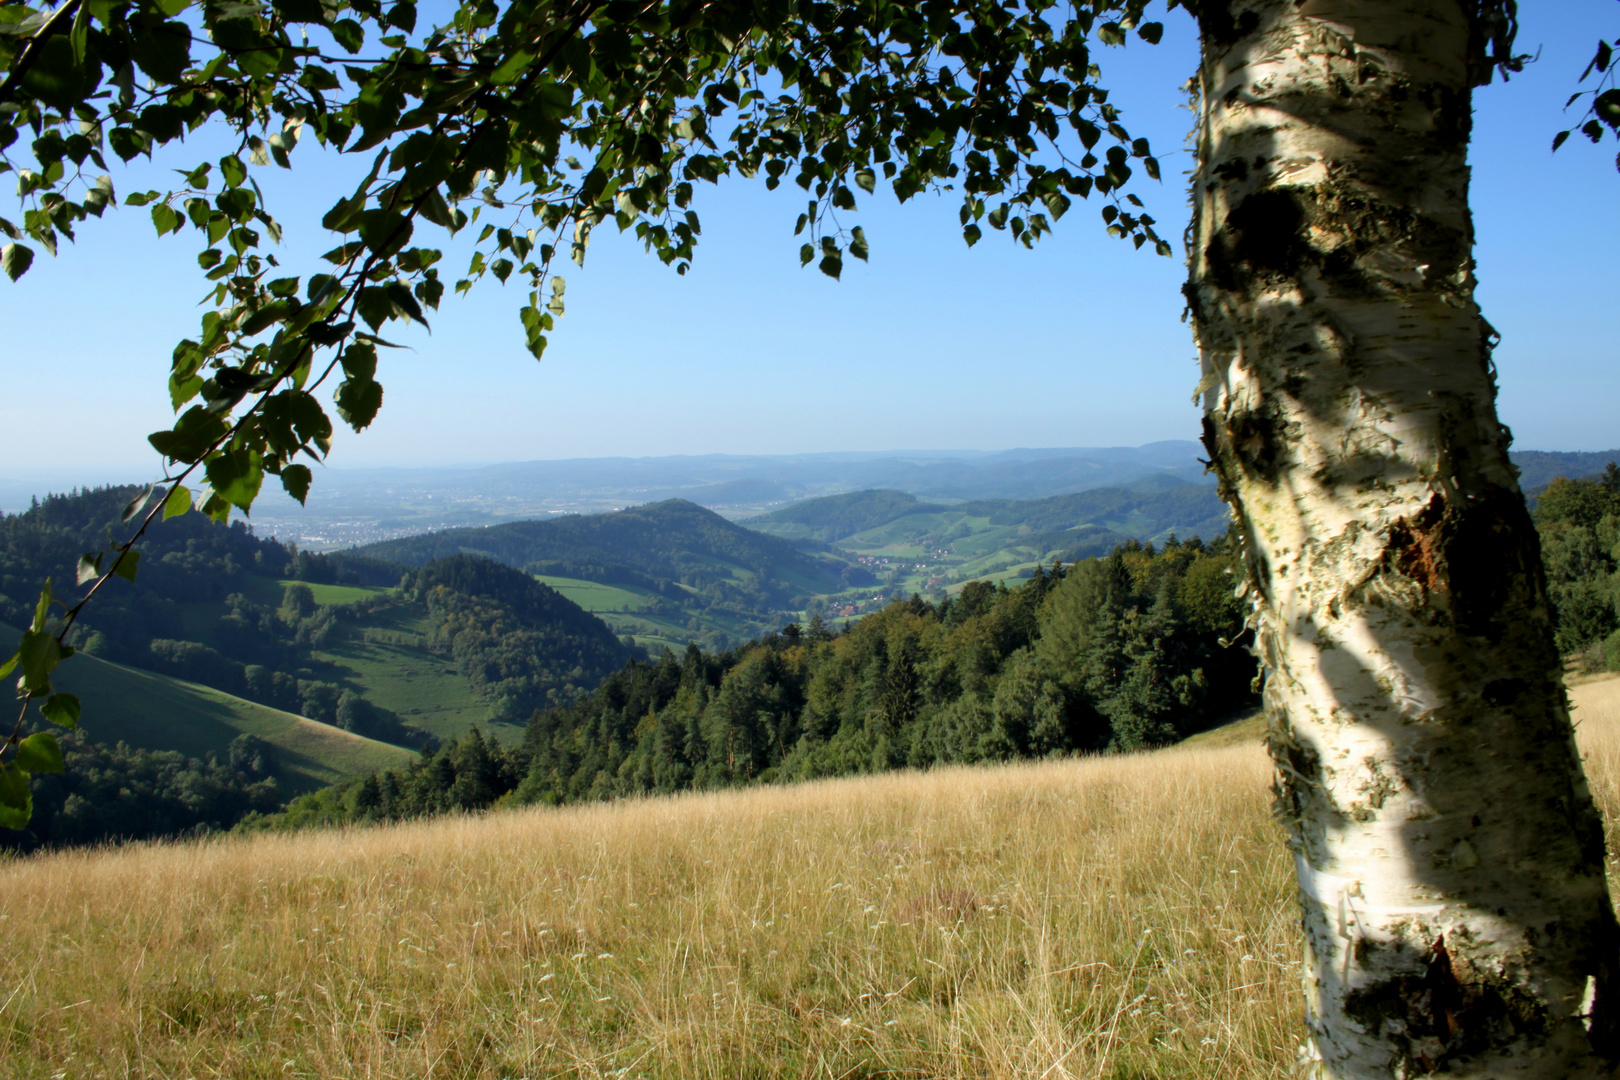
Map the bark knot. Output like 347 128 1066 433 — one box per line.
1381 487 1542 638
1386 495 1448 593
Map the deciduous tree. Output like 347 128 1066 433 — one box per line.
5 0 1616 1073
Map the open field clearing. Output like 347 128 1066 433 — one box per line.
0 626 414 793
5 679 1620 1080
311 604 517 745
532 576 656 615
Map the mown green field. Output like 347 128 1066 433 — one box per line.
531 575 693 653
532 575 653 613
234 573 391 608
0 626 412 792
307 601 524 745
284 579 392 606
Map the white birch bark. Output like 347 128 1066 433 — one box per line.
1187 1 1620 1075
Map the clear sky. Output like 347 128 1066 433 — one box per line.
3 1 1617 489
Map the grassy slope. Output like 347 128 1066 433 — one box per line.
0 627 413 793
307 600 524 745
532 574 694 656
7 680 1618 1078
533 575 654 613
1180 709 1267 749
171 572 520 745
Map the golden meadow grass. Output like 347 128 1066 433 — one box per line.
5 677 1620 1080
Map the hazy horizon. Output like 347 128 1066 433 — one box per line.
3 2 1616 482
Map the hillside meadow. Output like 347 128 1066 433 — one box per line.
6 679 1620 1080
0 625 414 793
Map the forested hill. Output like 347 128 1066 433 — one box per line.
747 490 951 541
1513 450 1620 492
747 479 1230 552
355 499 842 600
405 556 635 720
0 485 396 640
261 534 1262 830
0 485 637 749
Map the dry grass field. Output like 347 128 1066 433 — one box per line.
5 678 1620 1080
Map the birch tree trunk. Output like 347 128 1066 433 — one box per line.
1187 2 1620 1075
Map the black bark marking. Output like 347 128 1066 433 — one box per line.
1233 413 1282 484
1386 494 1447 593
1481 678 1527 707
1204 188 1309 290
1195 3 1260 47
1342 934 1554 1074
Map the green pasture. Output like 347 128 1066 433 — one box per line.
309 603 520 744
233 573 392 609
0 625 411 792
533 575 653 613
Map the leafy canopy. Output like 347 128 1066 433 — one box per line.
0 0 1180 813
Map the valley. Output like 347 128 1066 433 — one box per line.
2 447 1614 853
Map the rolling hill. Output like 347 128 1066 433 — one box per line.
0 624 413 793
0 487 640 757
354 499 847 650
1514 450 1620 491
744 479 1231 602
749 480 1228 546
356 499 839 590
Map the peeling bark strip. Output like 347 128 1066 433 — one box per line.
1188 2 1620 1076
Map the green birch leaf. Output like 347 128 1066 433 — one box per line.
121 484 155 522
41 693 79 730
162 484 191 519
113 550 141 583
281 464 313 504
1 243 33 281
335 378 384 431
15 732 63 774
0 763 30 828
16 629 60 695
205 449 264 510
31 580 52 634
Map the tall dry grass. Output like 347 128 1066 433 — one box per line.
4 678 1620 1080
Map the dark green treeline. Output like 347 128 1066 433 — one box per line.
257 535 1257 830
1534 464 1620 665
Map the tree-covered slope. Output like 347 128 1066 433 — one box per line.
403 556 637 723
748 490 950 542
1511 451 1620 492
748 482 1228 548
259 534 1260 831
353 500 847 650
741 482 1230 602
358 499 838 591
955 482 1231 540
0 487 637 751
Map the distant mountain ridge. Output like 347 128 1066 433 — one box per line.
352 500 845 648
1513 450 1620 492
220 442 1214 548
355 499 839 594
747 480 1231 553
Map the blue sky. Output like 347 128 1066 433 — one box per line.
3 0 1617 490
